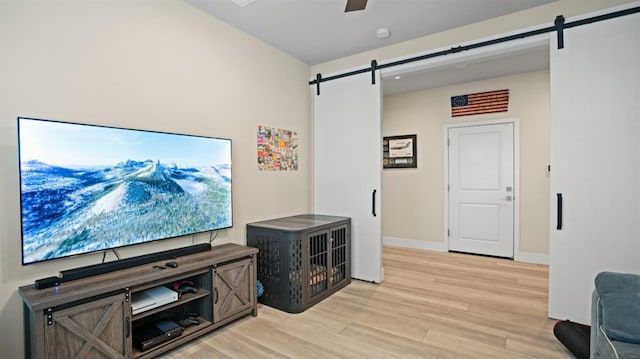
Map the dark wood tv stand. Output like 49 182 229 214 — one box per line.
19 243 258 359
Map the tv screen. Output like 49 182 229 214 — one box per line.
18 117 232 265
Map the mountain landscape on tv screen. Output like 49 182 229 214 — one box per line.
21 158 231 263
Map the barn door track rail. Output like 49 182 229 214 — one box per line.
310 6 640 95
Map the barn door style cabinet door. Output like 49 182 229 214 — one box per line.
44 292 131 359
213 257 257 324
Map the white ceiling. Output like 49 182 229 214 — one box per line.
183 0 553 94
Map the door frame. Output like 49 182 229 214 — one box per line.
444 118 520 259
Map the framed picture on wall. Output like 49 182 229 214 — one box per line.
383 134 417 169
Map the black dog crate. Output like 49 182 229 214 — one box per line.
246 214 351 313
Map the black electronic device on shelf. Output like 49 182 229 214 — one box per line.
133 320 183 352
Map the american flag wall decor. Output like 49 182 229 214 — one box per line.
450 89 509 117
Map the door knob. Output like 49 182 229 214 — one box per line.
503 195 513 201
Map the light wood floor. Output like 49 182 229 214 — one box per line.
159 246 573 358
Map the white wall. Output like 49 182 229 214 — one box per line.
383 70 550 258
0 1 311 357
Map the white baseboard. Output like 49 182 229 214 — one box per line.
383 236 549 265
383 236 447 252
515 251 549 265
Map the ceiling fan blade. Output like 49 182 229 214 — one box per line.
345 0 368 12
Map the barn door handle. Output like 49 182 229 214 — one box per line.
556 193 563 230
372 189 377 217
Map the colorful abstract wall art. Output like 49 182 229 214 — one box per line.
257 125 298 171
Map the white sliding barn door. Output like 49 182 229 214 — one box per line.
549 13 640 324
314 71 383 283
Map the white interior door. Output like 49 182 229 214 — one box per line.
448 122 515 258
314 71 383 283
549 12 640 323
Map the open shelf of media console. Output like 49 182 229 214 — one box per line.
19 243 258 359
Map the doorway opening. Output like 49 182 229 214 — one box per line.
380 32 547 264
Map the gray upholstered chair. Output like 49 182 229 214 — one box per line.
591 272 640 359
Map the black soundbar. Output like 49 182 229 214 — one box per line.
58 243 211 283
35 276 61 289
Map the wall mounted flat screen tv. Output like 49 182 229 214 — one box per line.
18 117 232 265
